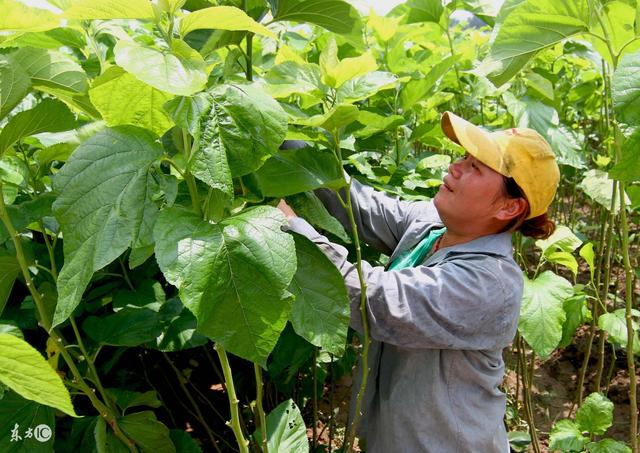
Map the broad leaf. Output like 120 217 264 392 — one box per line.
154 206 296 366
83 306 168 347
114 40 207 96
0 156 29 204
12 47 88 93
609 129 640 182
118 411 175 453
180 6 275 38
579 242 595 280
0 254 20 317
598 308 640 355
89 66 174 137
252 146 345 197
169 430 201 453
0 193 55 243
52 127 162 327
0 391 55 453
535 225 582 255
265 61 324 99
269 0 361 34
155 299 208 352
480 0 590 86
336 71 398 104
0 99 76 154
288 233 349 355
612 49 640 125
586 439 632 453
549 419 587 453
192 84 288 184
354 111 404 139
0 55 30 120
64 0 154 19
254 399 309 453
286 191 350 243
0 0 60 32
163 93 211 137
579 169 630 213
0 333 76 416
518 271 572 357
576 392 614 436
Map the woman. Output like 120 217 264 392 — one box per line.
278 111 560 452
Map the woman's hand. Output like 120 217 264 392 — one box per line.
277 199 297 219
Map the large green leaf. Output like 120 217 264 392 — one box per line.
192 84 288 185
336 71 397 104
296 104 359 131
559 294 589 349
576 392 614 436
479 0 590 86
118 412 175 453
153 206 296 365
549 419 587 453
0 27 85 51
179 6 275 38
612 49 640 126
288 233 349 355
0 391 55 453
0 333 76 416
169 430 201 453
0 192 55 243
0 0 61 32
51 127 162 327
82 306 169 347
269 0 361 34
0 55 30 120
265 61 324 99
164 93 211 137
518 271 573 357
12 47 88 93
64 0 155 19
609 129 640 182
108 389 162 413
155 298 208 352
535 225 582 255
252 146 345 197
0 253 20 317
0 99 76 155
89 66 175 137
254 399 308 453
114 40 207 96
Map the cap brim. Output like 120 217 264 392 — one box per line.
441 111 510 177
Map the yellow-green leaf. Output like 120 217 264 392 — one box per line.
89 66 175 137
179 6 276 39
0 333 77 416
320 38 377 88
64 0 154 19
0 0 62 32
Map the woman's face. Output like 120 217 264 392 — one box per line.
433 153 511 232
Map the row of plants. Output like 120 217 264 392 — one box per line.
0 0 638 451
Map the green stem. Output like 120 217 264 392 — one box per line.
215 344 250 453
0 184 136 451
246 33 254 81
38 220 58 280
312 348 318 451
181 129 202 216
254 364 268 453
443 17 463 110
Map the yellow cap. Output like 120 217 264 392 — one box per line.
441 111 560 219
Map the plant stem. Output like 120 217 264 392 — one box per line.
181 129 202 216
310 348 320 450
215 344 250 453
254 364 268 453
246 33 254 81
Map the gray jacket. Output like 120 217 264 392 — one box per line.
287 179 523 453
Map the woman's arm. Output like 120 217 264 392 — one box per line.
287 216 522 350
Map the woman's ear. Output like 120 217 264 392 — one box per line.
496 197 528 221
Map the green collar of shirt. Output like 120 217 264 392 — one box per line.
388 227 446 271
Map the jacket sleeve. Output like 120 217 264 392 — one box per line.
287 217 523 351
314 178 440 255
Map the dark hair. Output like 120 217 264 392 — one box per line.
502 176 556 239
